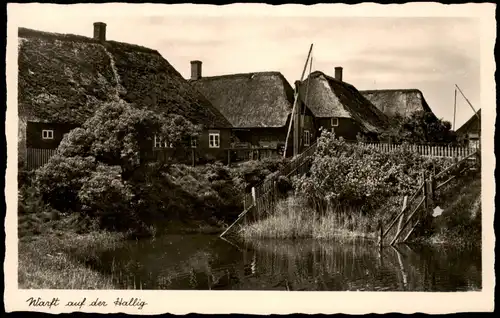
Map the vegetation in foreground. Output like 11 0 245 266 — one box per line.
19 230 123 289
18 153 285 288
239 196 400 240
412 171 481 246
240 131 480 243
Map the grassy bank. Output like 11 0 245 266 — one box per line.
19 231 124 289
239 172 481 244
238 133 480 243
411 171 481 246
238 196 400 240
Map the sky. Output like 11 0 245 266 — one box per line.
11 4 481 129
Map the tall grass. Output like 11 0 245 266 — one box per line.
239 197 379 240
18 231 124 289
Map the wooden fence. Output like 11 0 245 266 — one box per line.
379 149 480 246
359 142 479 159
26 148 57 170
220 142 318 237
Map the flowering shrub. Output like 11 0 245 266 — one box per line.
34 155 97 212
295 130 454 211
78 165 135 230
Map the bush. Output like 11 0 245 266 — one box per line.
34 155 97 212
295 131 454 212
230 157 289 192
78 164 135 231
167 163 244 221
380 110 458 144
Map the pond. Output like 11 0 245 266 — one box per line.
93 234 481 291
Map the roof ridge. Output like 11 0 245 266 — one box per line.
191 71 285 81
18 27 158 54
304 70 357 88
360 88 423 93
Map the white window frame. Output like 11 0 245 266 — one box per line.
209 132 220 148
42 129 54 140
191 136 198 148
331 117 339 127
304 130 311 146
154 134 173 149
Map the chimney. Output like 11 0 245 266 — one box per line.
190 60 202 80
93 22 107 41
334 66 343 81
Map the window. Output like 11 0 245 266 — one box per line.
209 132 220 148
191 136 198 148
154 135 173 148
331 118 339 127
304 130 311 146
42 129 54 140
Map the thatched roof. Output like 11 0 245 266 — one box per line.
18 27 231 128
190 72 294 128
298 71 389 133
360 89 434 119
456 109 481 135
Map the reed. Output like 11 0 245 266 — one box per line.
239 197 378 240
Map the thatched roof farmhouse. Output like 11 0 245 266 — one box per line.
456 109 481 135
297 68 389 139
189 62 309 157
360 89 435 119
18 23 232 168
189 68 295 129
456 109 481 147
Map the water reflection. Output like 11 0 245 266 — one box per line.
93 235 481 291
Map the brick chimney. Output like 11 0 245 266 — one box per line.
190 60 202 80
93 22 107 41
334 67 343 81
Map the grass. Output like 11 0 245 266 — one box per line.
238 170 481 244
412 171 482 247
238 197 382 240
18 231 124 289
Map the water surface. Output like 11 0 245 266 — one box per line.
94 234 481 291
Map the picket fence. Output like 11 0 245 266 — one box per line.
26 148 57 170
358 142 479 159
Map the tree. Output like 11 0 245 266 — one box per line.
380 111 458 144
34 100 203 232
57 100 202 173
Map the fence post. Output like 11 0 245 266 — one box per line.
251 187 257 217
422 171 428 211
430 173 436 201
395 195 408 245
